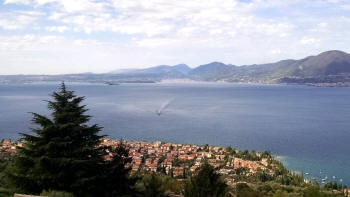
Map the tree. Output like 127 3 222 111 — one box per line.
0 153 15 196
5 83 133 196
235 182 261 197
138 173 167 197
184 162 228 197
97 142 136 197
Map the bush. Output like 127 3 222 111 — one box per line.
138 173 166 197
184 163 228 197
136 173 182 197
235 183 262 197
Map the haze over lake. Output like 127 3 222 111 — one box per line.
0 82 349 185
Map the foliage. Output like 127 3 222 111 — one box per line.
235 182 262 197
136 173 183 197
96 142 136 197
260 151 272 159
302 186 340 197
0 150 16 196
184 162 229 197
172 155 181 167
202 144 209 152
234 150 260 161
267 159 305 187
4 83 134 197
137 173 167 197
324 181 345 191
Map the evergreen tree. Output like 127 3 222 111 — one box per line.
97 142 136 197
184 162 228 197
5 83 133 196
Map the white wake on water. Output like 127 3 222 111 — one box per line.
156 99 174 116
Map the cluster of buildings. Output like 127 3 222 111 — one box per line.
0 139 22 159
1 138 271 184
101 138 271 183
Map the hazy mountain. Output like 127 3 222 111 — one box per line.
270 50 350 84
199 50 350 85
285 50 350 76
110 64 191 75
2 50 350 86
188 62 235 81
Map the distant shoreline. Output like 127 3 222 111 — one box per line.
1 79 350 87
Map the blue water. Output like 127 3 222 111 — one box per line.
0 82 349 185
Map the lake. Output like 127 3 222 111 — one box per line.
0 82 349 185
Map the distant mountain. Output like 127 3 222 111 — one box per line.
109 64 191 79
203 50 350 85
1 50 350 86
284 50 350 76
270 50 350 84
110 64 191 75
189 62 235 81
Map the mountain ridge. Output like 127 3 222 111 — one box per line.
2 50 350 86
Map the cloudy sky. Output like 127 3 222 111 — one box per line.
1 0 350 74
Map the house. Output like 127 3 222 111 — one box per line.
190 165 198 172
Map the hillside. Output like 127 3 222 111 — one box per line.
1 139 348 197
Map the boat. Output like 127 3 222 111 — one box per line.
104 81 119 85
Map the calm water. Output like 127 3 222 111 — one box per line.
0 82 349 185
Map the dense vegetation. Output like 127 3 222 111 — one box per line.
0 83 348 197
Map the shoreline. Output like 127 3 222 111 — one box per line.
1 138 280 185
1 79 350 87
2 138 349 188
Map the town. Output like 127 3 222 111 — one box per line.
2 138 349 197
1 138 272 185
100 138 273 185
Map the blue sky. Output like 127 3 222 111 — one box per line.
1 0 350 74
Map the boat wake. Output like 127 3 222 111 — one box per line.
156 99 174 116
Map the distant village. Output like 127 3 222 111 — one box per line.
1 138 275 185
101 138 273 185
0 139 22 157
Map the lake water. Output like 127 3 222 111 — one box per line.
0 82 349 185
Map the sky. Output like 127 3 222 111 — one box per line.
1 0 350 74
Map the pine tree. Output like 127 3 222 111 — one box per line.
97 142 136 197
184 162 228 197
5 83 133 196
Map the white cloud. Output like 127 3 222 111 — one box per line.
300 37 320 45
1 0 350 74
3 0 295 38
270 49 282 55
0 11 42 30
136 38 182 48
45 26 68 33
4 0 31 4
0 34 63 51
318 22 328 28
34 0 109 13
